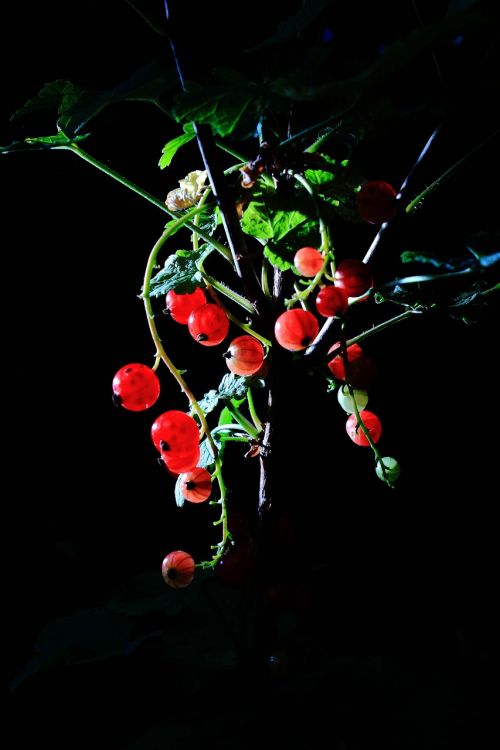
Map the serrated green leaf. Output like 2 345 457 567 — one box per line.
174 474 185 508
11 79 86 123
148 249 206 297
159 123 196 169
263 244 295 271
195 389 220 416
400 251 453 268
171 70 267 138
304 168 336 186
217 373 249 400
0 131 89 155
198 438 216 469
241 200 309 244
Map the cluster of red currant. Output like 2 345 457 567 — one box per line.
112 179 401 587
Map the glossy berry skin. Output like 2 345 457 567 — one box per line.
275 309 319 351
294 247 324 277
356 180 398 224
224 335 265 376
327 342 377 388
165 287 206 324
346 410 382 446
162 445 200 474
161 550 195 589
188 303 230 346
334 259 372 298
151 410 199 454
316 285 349 317
180 467 212 503
112 363 160 412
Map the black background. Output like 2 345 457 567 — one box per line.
3 2 498 748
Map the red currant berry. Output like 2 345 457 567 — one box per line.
165 287 206 324
162 446 200 474
346 410 382 446
224 335 265 376
180 467 212 503
161 550 195 589
356 180 398 224
275 309 319 351
112 363 160 412
327 342 377 388
188 303 230 346
334 259 372 298
315 285 349 317
294 247 324 277
151 410 199 453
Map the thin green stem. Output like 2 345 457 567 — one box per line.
215 141 248 162
405 128 499 214
200 271 272 346
225 402 261 439
67 143 232 260
345 310 418 349
197 265 256 315
261 257 271 299
211 424 249 437
142 220 219 461
246 388 263 432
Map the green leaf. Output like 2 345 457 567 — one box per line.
304 168 336 186
174 474 185 508
0 131 89 155
241 201 309 243
194 389 220 416
159 123 196 169
11 80 86 123
217 373 249 400
198 438 216 469
171 70 267 138
148 248 206 297
400 251 455 269
263 244 295 272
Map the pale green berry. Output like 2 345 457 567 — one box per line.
337 385 369 413
375 457 400 483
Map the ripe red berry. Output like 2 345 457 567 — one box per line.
165 287 206 324
112 363 160 411
327 342 377 389
224 335 265 376
334 259 372 298
346 410 382 446
188 303 230 346
151 410 199 454
294 247 324 277
274 309 319 351
356 180 398 224
162 446 200 474
315 285 349 317
161 550 195 589
180 467 212 503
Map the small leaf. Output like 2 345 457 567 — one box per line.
198 438 216 469
0 131 89 155
174 474 185 508
195 389 220 416
159 123 196 169
241 200 309 243
148 248 206 297
217 373 249 400
263 245 295 271
218 406 235 426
